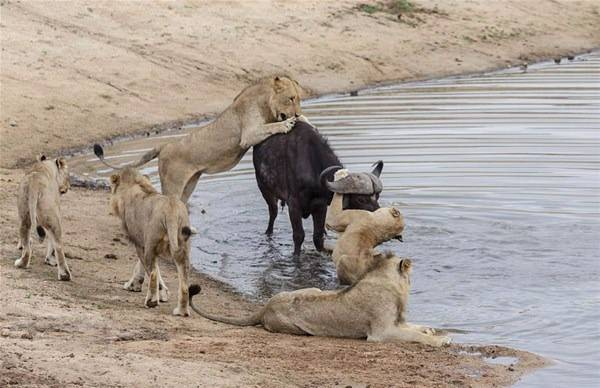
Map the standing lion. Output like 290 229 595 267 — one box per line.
109 167 192 316
95 76 307 203
15 155 71 281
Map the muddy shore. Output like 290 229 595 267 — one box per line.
2 0 598 386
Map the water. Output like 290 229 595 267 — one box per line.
68 53 600 386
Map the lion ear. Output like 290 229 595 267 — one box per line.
390 207 401 218
38 154 47 162
110 174 120 186
399 258 412 273
55 157 67 169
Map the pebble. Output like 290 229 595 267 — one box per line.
9 119 17 127
104 253 118 260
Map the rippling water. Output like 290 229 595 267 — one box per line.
69 53 600 386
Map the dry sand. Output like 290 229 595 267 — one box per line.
2 0 598 386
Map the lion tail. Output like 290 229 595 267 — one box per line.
130 145 163 168
188 284 262 326
166 211 192 257
28 189 45 241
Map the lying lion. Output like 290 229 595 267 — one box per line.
189 255 450 347
95 76 307 203
326 169 405 285
109 167 192 316
15 155 71 281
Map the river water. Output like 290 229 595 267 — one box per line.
69 53 600 386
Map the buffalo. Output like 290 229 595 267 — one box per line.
252 120 383 256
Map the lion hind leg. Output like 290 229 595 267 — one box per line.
15 220 32 269
172 252 190 317
124 258 144 292
157 266 169 302
143 249 159 308
45 227 71 281
44 238 57 267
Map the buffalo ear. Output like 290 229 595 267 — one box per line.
56 157 67 169
399 258 412 273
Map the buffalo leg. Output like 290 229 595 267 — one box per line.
287 202 305 256
311 205 327 252
258 185 278 235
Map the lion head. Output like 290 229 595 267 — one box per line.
269 76 303 122
109 168 156 216
371 206 405 243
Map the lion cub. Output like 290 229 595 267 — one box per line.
189 255 450 347
109 168 192 316
15 155 71 280
326 170 405 285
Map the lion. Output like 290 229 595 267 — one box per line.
95 76 308 203
189 255 450 347
15 155 71 281
109 167 192 316
325 169 405 285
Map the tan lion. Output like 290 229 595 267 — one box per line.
95 76 307 203
109 167 192 316
15 155 71 281
325 170 405 285
189 255 450 347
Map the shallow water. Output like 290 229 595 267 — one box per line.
69 53 600 386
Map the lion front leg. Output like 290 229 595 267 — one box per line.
239 116 297 149
369 324 450 347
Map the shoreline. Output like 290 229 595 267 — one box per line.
68 47 598 184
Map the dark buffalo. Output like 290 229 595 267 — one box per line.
252 120 383 256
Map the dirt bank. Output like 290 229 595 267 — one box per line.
1 0 599 168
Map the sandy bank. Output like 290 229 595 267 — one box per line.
1 0 599 167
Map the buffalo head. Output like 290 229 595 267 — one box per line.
320 161 384 211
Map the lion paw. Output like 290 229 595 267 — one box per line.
284 116 297 131
14 258 29 269
44 255 57 267
172 306 190 317
145 297 159 308
124 279 143 292
296 114 312 126
438 336 452 346
58 267 72 281
159 286 169 302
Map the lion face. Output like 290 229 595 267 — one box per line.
372 206 405 243
270 76 302 121
55 157 70 195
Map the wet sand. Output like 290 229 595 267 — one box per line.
1 0 598 386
